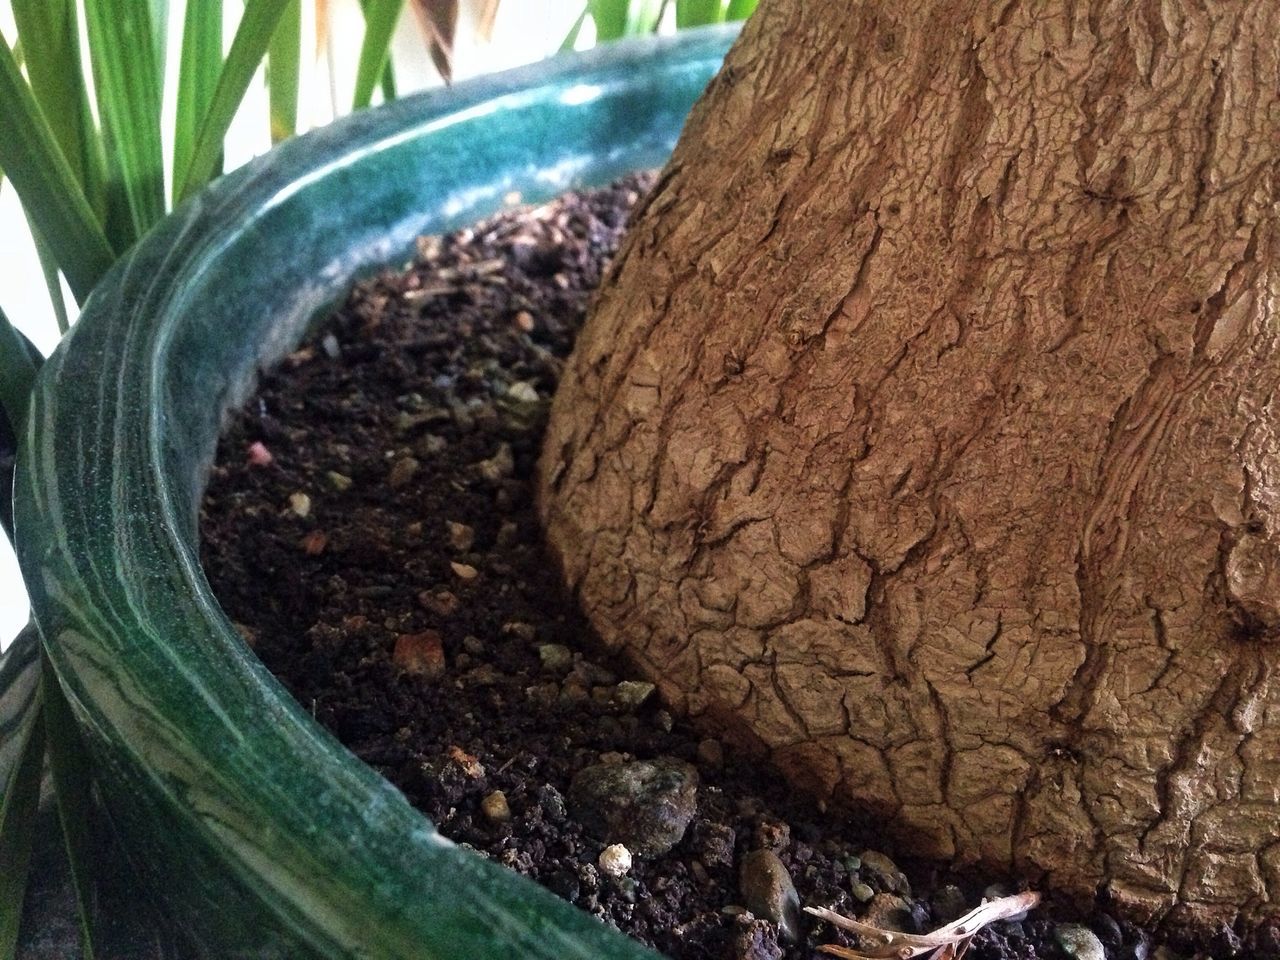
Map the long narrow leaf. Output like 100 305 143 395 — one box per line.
676 0 724 26
353 0 405 109
0 628 45 960
177 0 294 203
560 6 589 51
725 0 758 19
27 222 71 335
586 0 628 40
379 59 397 102
268 0 302 143
174 0 225 203
0 39 114 303
42 659 97 960
83 0 166 242
0 307 41 437
10 0 105 219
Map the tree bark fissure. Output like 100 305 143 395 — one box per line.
540 0 1280 934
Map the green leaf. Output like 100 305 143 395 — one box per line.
0 37 115 304
560 5 589 51
176 0 294 203
0 306 41 438
174 0 225 204
29 222 71 336
353 0 405 110
380 59 398 103
10 0 106 219
42 658 97 960
84 0 166 243
0 627 45 960
588 0 662 40
268 0 302 144
676 0 724 27
725 0 758 19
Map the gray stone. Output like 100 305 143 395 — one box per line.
860 849 911 896
568 758 699 857
1055 924 1106 960
930 883 969 923
738 849 802 943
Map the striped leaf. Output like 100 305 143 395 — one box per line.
42 660 97 960
0 37 114 303
176 0 295 203
0 628 44 960
353 0 405 109
84 0 166 243
268 0 303 143
174 0 225 203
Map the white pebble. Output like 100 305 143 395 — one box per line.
598 843 632 877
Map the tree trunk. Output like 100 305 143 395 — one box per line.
539 0 1279 936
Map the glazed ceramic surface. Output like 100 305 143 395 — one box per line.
14 27 737 959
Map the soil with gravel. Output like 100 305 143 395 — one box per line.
199 175 1234 960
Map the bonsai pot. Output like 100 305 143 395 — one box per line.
13 28 737 959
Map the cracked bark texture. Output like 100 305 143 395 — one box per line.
538 0 1280 935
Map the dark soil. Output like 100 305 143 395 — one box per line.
200 176 1216 960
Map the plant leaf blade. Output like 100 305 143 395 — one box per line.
83 0 166 243
353 0 405 109
174 0 225 203
177 0 295 203
41 658 97 960
0 627 45 960
0 37 114 303
268 0 303 143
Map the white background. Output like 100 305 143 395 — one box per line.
0 0 601 649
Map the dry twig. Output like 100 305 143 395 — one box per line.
806 890 1041 960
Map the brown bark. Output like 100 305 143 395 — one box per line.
538 0 1280 935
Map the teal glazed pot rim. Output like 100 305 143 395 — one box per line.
15 27 737 959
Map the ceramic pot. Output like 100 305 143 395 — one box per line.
13 27 736 959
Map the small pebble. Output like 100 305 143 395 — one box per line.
862 893 912 933
481 790 511 822
446 521 475 551
326 470 353 492
738 849 801 943
538 643 574 674
321 332 340 358
475 443 514 482
1056 923 1106 960
300 530 328 555
392 630 445 679
930 884 968 923
418 589 459 616
288 492 311 518
860 850 911 896
598 844 632 877
247 441 274 466
450 561 478 580
850 881 875 903
569 758 699 857
514 310 535 331
614 680 656 709
388 456 420 489
507 381 540 403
